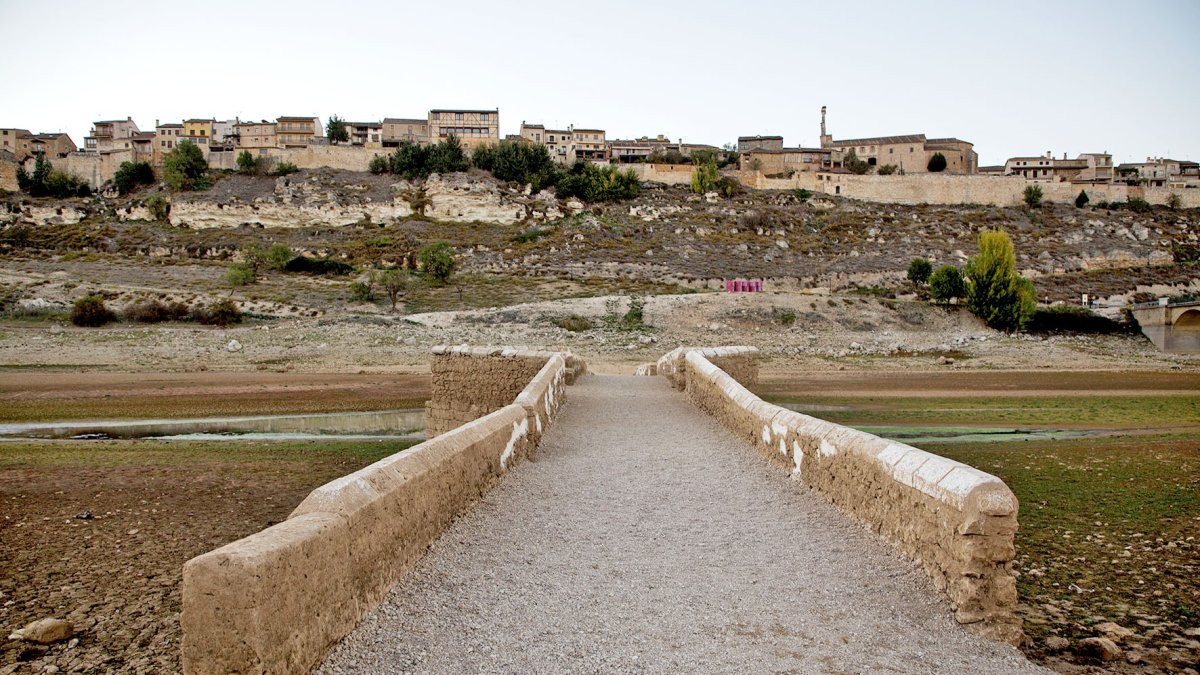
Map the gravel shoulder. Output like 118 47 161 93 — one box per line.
317 375 1047 674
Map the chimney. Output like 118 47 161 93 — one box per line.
1045 151 1052 159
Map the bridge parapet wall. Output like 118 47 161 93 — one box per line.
655 345 759 391
181 346 584 674
670 347 1022 645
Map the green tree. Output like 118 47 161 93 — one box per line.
389 141 430 179
368 154 389 174
929 265 966 304
267 244 293 270
225 263 256 288
965 229 1036 331
418 242 455 284
1075 189 1089 208
112 161 154 195
690 160 720 194
555 161 640 202
30 154 52 197
273 161 299 176
843 149 870 175
326 115 349 145
146 193 170 221
1023 184 1043 208
376 268 411 311
236 150 259 175
471 140 559 190
877 164 898 175
427 134 469 174
907 258 932 285
162 141 209 191
927 152 947 172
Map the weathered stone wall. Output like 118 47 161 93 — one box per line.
181 347 583 674
655 345 759 392
669 347 1022 645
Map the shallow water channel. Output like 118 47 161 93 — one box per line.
776 403 1091 444
0 409 427 442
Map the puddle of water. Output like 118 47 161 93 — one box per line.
0 410 427 442
850 425 1090 444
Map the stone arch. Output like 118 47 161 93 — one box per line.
1174 309 1200 329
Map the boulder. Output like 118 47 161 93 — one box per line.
8 618 74 644
1077 636 1122 661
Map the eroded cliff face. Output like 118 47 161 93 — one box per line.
164 171 569 229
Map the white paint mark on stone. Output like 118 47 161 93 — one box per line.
500 417 529 471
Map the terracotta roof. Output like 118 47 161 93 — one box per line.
156 123 183 128
746 147 831 155
277 116 317 122
132 132 156 141
825 134 926 147
925 137 972 145
573 128 604 134
521 123 545 129
738 135 784 141
346 121 382 127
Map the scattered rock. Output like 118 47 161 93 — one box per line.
939 356 956 365
49 323 65 334
1043 636 1070 653
8 617 74 644
1076 636 1123 661
1094 621 1135 643
74 511 93 520
226 339 242 352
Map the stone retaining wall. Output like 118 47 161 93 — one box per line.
667 347 1022 645
655 345 759 392
181 347 584 674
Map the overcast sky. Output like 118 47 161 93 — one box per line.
2 0 1197 166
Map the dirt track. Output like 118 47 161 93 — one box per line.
318 376 1045 674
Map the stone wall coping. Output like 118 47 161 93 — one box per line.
682 349 1015 516
513 355 567 413
432 344 574 360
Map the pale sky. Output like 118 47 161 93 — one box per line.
2 0 1197 166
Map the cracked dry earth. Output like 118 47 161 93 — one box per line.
318 376 1046 674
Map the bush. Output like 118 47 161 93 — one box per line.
236 150 260 175
965 229 1036 331
375 268 411 311
418 242 455 284
20 155 91 198
225 263 256 287
195 298 242 327
929 265 966 304
512 227 548 244
877 164 898 175
1167 193 1183 210
273 161 299 176
377 136 469 180
1023 184 1043 208
426 134 469 175
123 299 190 323
843 149 870 175
368 154 389 174
793 188 812 203
266 244 292 270
775 309 797 326
472 140 559 191
349 280 375 302
555 161 640 202
690 161 720 194
283 256 355 275
70 295 116 327
1075 189 1089 208
907 258 932 285
927 153 947 172
716 175 743 199
163 141 209 191
146 193 170 221
112 161 155 195
1128 197 1152 213
1026 304 1131 334
553 315 593 332
620 295 646 330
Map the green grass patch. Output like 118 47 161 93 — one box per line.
0 439 419 469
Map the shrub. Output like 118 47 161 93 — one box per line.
965 229 1036 331
70 295 116 327
195 298 242 327
266 244 292 270
375 268 411 311
236 150 260 175
368 154 389 174
555 161 640 202
793 188 812 202
877 164 898 175
512 227 548 244
927 153 947 172
163 141 209 191
418 241 455 284
1075 189 1090 208
349 280 375 302
1128 197 1152 213
146 193 170 221
929 265 966 304
19 155 91 198
690 161 720 194
844 149 870 175
123 299 190 323
646 148 690 165
426 134 469 175
1167 193 1183 210
273 161 299 176
283 256 355 275
1023 184 1043 208
554 315 592 332
907 258 933 285
225 263 256 287
776 309 797 326
472 140 559 191
112 161 155 195
716 175 743 199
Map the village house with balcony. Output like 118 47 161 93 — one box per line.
345 121 383 147
84 117 140 153
276 116 322 148
428 109 498 151
235 120 278 152
382 118 429 147
24 132 77 158
0 128 32 159
1004 152 1113 183
1116 157 1199 188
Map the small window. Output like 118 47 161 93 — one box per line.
455 113 464 121
481 113 489 121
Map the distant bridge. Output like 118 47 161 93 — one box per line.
1129 300 1200 354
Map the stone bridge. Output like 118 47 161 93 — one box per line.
179 346 1042 674
1130 300 1200 354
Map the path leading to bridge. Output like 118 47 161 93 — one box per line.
317 375 1044 674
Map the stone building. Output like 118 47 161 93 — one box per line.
608 135 674 163
183 119 215 149
519 122 608 164
24 132 76 158
154 122 184 164
737 135 784 153
1117 157 1199 188
130 131 156 164
1 128 33 158
276 116 322 148
428 109 498 151
817 107 977 174
235 120 278 152
742 146 839 175
84 117 140 152
345 121 383 147
382 118 429 147
1004 152 1113 183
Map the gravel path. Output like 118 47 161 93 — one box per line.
318 376 1046 674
